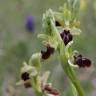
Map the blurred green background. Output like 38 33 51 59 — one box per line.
0 0 96 96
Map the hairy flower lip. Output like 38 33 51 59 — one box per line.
60 29 73 46
74 54 91 68
21 72 32 88
43 84 59 96
41 46 55 60
21 72 30 81
82 58 91 67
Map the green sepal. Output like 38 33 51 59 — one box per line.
29 53 42 70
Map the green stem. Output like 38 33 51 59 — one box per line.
34 91 43 96
30 76 43 96
60 54 85 96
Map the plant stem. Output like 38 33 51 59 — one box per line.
30 76 43 96
35 91 43 96
60 54 85 96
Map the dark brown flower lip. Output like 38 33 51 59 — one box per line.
41 46 55 60
60 29 73 46
21 72 32 88
21 72 30 81
74 54 91 68
43 84 60 95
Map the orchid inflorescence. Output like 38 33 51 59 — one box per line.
17 1 92 96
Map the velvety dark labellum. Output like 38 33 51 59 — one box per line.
26 16 35 32
82 58 91 67
41 46 55 60
21 72 30 81
74 54 84 67
44 84 59 95
74 54 91 68
55 21 61 26
60 29 73 45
